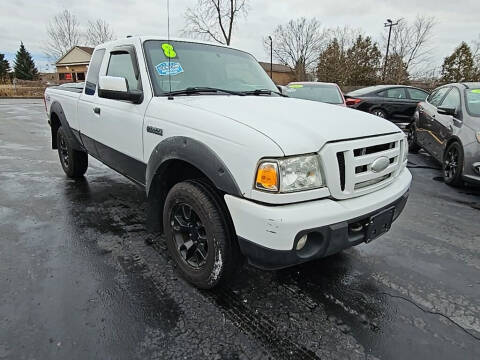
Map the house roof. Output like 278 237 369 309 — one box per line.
55 46 94 65
77 46 94 55
258 61 292 73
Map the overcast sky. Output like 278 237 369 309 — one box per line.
1 0 479 72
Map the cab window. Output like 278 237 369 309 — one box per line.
427 87 449 106
85 49 105 96
407 88 429 101
107 52 142 91
378 88 407 99
440 88 461 110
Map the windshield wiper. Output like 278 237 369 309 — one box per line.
164 87 245 97
239 89 287 97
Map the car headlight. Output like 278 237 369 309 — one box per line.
255 154 324 193
476 131 480 143
403 137 408 162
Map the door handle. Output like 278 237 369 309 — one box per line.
93 107 101 115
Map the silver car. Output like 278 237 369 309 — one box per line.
410 82 480 186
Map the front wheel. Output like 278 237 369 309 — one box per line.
443 142 464 187
57 126 88 178
163 180 240 289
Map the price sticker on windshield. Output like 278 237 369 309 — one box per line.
162 43 177 58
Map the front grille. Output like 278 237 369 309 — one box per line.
336 152 346 191
322 133 405 199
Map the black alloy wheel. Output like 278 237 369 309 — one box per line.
56 126 88 178
443 142 464 187
59 133 70 168
163 180 240 289
170 203 208 268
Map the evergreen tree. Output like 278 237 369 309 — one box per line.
441 42 479 82
0 53 11 82
13 42 39 80
345 35 381 85
316 39 348 85
383 54 409 84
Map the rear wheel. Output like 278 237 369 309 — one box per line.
371 108 387 119
443 142 464 187
57 126 88 178
163 180 240 289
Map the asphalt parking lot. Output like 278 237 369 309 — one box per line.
0 98 479 360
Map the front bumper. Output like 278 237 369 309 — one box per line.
225 169 412 269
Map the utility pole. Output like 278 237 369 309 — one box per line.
383 19 398 81
268 35 273 79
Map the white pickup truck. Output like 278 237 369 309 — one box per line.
45 36 411 288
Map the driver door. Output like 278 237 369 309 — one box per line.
94 44 150 184
431 87 462 160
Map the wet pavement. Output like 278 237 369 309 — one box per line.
0 98 479 359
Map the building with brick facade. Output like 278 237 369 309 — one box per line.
258 62 295 85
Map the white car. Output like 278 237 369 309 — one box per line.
44 36 411 289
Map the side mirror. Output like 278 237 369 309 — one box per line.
437 106 456 116
98 76 143 104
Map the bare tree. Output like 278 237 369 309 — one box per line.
86 19 115 46
45 10 81 60
330 26 363 53
473 34 480 68
382 15 436 76
183 0 248 45
267 17 329 81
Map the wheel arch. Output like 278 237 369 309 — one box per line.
145 137 242 233
49 101 84 151
443 136 463 159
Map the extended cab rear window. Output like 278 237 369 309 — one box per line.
85 49 106 95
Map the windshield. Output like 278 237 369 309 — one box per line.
143 40 278 95
465 89 480 117
286 84 344 104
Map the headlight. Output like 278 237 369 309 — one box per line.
403 137 408 162
255 155 324 193
476 131 480 143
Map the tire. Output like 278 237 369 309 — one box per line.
371 108 387 119
57 126 88 178
443 141 464 187
163 180 240 289
407 124 421 153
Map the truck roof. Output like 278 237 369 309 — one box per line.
95 36 237 52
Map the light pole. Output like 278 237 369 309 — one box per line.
268 36 273 79
383 19 398 81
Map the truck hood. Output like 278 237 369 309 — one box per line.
175 96 402 155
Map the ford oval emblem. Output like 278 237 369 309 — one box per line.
371 156 390 173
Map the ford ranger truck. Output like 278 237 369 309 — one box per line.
44 37 411 289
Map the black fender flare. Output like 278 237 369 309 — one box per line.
145 136 242 197
49 101 85 151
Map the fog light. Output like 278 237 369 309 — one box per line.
296 234 308 250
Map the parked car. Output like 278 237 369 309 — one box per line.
44 36 411 289
410 82 480 186
285 82 346 106
345 85 429 125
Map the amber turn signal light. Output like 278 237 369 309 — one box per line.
255 162 278 192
